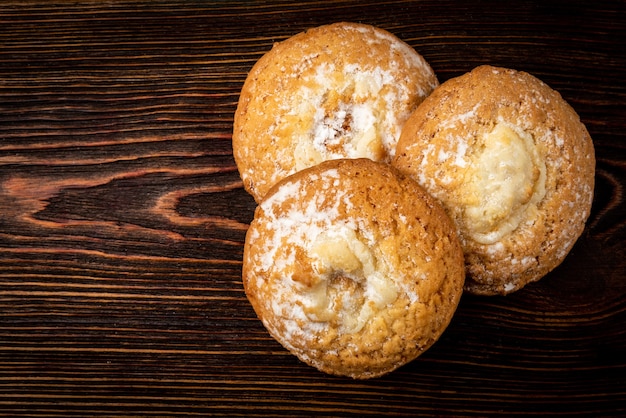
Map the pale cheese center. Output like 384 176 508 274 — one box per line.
303 227 398 334
294 65 397 170
464 123 546 244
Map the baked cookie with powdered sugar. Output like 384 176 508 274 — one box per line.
233 22 438 202
242 158 465 379
393 65 595 295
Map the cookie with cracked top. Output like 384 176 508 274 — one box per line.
393 65 595 295
233 22 438 202
242 158 465 379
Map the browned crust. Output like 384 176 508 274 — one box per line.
233 22 438 202
393 65 595 295
243 158 465 378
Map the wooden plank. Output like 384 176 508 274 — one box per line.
0 0 625 415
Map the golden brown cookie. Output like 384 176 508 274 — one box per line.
393 65 595 295
242 158 465 379
233 22 438 202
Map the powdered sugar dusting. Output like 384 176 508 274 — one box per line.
287 40 431 171
440 103 480 130
503 283 516 293
349 23 434 89
305 63 405 162
236 22 439 204
249 169 419 342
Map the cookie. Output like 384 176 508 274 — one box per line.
393 65 595 295
242 158 465 379
233 22 438 202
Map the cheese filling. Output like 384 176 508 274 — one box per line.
301 227 398 334
294 65 398 170
463 122 546 244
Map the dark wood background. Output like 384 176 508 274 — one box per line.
1 0 625 416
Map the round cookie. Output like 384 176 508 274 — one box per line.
393 65 595 295
242 158 465 379
233 22 439 202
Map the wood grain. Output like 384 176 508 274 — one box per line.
1 0 625 416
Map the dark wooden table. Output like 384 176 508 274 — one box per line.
1 1 625 416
